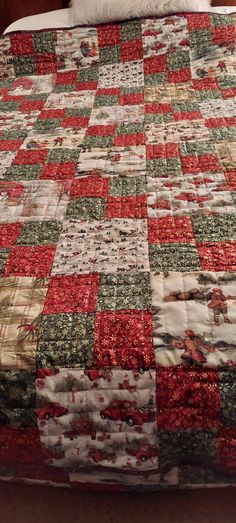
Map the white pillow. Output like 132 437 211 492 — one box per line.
70 0 212 25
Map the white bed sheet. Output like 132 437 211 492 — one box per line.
3 6 236 34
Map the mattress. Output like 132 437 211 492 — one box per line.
0 10 236 490
3 6 236 33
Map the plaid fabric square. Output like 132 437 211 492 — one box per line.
0 277 48 370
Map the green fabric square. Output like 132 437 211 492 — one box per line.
98 273 151 311
0 101 19 112
196 89 222 101
210 127 236 140
120 20 141 41
95 95 118 107
47 148 80 163
158 429 217 469
53 84 75 93
191 215 236 242
189 29 212 48
219 370 236 427
35 118 62 133
37 313 94 368
13 57 36 76
33 32 55 54
145 114 163 124
6 165 41 181
0 249 9 274
0 370 36 410
17 220 62 246
180 141 215 156
1 130 28 140
218 75 236 90
109 176 146 196
147 158 182 176
100 46 120 64
67 108 91 117
82 135 114 148
149 243 201 272
144 73 167 85
167 50 190 71
78 67 99 83
66 198 106 220
116 123 144 135
212 14 233 27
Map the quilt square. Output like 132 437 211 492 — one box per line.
66 197 106 220
70 176 109 198
219 370 236 426
4 246 56 277
157 368 220 430
98 273 152 311
0 224 22 248
16 220 62 246
40 162 77 181
43 274 100 314
158 429 217 470
0 277 48 370
106 195 147 219
0 180 69 224
52 219 149 274
37 313 94 368
148 217 194 243
149 243 201 272
152 271 236 368
192 214 236 242
197 241 236 271
94 310 154 369
98 61 144 89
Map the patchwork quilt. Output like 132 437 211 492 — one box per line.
0 12 236 490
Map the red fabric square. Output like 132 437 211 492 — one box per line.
146 143 179 160
4 246 56 277
212 25 236 45
55 71 78 85
40 109 66 120
187 13 211 31
206 117 236 128
43 274 100 314
144 54 167 75
168 68 192 83
157 367 220 430
96 88 120 96
62 116 90 129
0 223 22 248
97 25 121 46
193 78 218 91
10 34 34 55
121 39 143 62
87 125 116 137
181 154 221 174
76 81 98 91
145 103 172 114
217 428 236 474
0 140 22 151
225 169 236 190
148 216 194 243
40 163 77 180
222 87 236 99
119 92 144 105
106 195 147 219
13 149 48 165
197 241 236 271
94 311 154 369
20 100 45 112
174 110 202 121
70 176 109 198
36 55 58 75
114 133 145 147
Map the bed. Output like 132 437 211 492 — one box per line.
0 4 236 490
